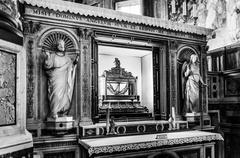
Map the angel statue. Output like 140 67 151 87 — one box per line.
43 39 79 119
182 54 207 114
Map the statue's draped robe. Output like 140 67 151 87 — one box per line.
44 53 77 117
184 63 201 113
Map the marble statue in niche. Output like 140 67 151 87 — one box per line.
43 39 79 119
182 54 206 113
0 51 16 125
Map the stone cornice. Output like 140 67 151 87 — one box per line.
21 0 212 36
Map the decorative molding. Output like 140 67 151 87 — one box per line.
24 6 208 42
21 0 212 36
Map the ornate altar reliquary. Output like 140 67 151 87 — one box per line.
99 58 149 120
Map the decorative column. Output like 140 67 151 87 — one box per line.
200 45 211 128
23 21 41 121
168 40 180 120
78 28 93 125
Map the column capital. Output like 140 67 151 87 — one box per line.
78 27 94 40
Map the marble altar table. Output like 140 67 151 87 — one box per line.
79 130 223 158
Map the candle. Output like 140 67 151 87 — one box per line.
192 3 197 17
183 0 187 16
172 106 176 121
171 0 176 14
171 106 176 129
106 102 111 134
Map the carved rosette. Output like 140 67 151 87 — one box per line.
78 28 93 124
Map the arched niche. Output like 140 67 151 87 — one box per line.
176 46 199 115
37 28 79 121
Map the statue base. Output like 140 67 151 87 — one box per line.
202 113 211 127
185 113 212 129
185 112 201 123
46 116 74 135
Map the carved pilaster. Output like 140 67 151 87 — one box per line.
168 40 179 119
200 45 208 113
78 28 93 125
26 39 34 119
24 21 41 119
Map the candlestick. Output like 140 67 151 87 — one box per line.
171 0 176 14
183 0 187 16
106 102 111 135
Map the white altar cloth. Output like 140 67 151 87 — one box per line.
79 130 223 156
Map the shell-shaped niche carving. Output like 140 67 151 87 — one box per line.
177 47 198 63
42 31 75 51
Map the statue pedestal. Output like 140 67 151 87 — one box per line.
46 116 74 135
185 113 201 123
185 113 211 129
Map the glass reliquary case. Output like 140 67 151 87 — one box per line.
99 58 150 120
